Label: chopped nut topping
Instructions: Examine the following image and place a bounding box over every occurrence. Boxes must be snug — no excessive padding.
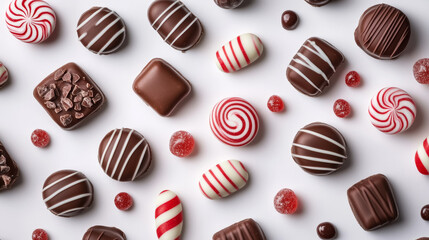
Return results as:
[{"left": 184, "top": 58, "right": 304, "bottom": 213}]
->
[
  {"left": 54, "top": 107, "right": 62, "bottom": 113},
  {"left": 81, "top": 91, "right": 89, "bottom": 97},
  {"left": 74, "top": 102, "right": 81, "bottom": 111},
  {"left": 60, "top": 114, "right": 73, "bottom": 126},
  {"left": 49, "top": 83, "right": 56, "bottom": 90},
  {"left": 82, "top": 97, "right": 93, "bottom": 108},
  {"left": 86, "top": 83, "right": 93, "bottom": 89},
  {"left": 45, "top": 101, "right": 56, "bottom": 109},
  {"left": 75, "top": 112, "right": 85, "bottom": 119},
  {"left": 37, "top": 86, "right": 49, "bottom": 97},
  {"left": 88, "top": 90, "right": 94, "bottom": 97},
  {"left": 73, "top": 95, "right": 82, "bottom": 103},
  {"left": 54, "top": 69, "right": 65, "bottom": 80},
  {"left": 0, "top": 155, "right": 5, "bottom": 165},
  {"left": 63, "top": 72, "right": 72, "bottom": 82},
  {"left": 93, "top": 93, "right": 102, "bottom": 104},
  {"left": 2, "top": 175, "right": 11, "bottom": 187},
  {"left": 0, "top": 166, "right": 10, "bottom": 174},
  {"left": 61, "top": 84, "right": 72, "bottom": 98},
  {"left": 71, "top": 85, "right": 81, "bottom": 95},
  {"left": 72, "top": 74, "right": 80, "bottom": 84},
  {"left": 61, "top": 98, "right": 73, "bottom": 111},
  {"left": 44, "top": 89, "right": 56, "bottom": 101}
]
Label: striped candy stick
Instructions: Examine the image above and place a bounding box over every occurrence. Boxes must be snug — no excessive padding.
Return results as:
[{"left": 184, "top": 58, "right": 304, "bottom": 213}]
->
[
  {"left": 415, "top": 137, "right": 429, "bottom": 175},
  {"left": 216, "top": 33, "right": 263, "bottom": 73},
  {"left": 199, "top": 160, "right": 249, "bottom": 199},
  {"left": 155, "top": 190, "right": 183, "bottom": 240}
]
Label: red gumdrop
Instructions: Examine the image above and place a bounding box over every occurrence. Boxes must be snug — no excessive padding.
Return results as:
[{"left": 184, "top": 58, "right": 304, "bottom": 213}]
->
[
  {"left": 114, "top": 192, "right": 133, "bottom": 211},
  {"left": 32, "top": 229, "right": 48, "bottom": 240},
  {"left": 169, "top": 131, "right": 195, "bottom": 157},
  {"left": 413, "top": 58, "right": 429, "bottom": 84},
  {"left": 345, "top": 71, "right": 361, "bottom": 87},
  {"left": 333, "top": 99, "right": 351, "bottom": 118},
  {"left": 274, "top": 188, "right": 298, "bottom": 214},
  {"left": 267, "top": 95, "right": 285, "bottom": 112},
  {"left": 31, "top": 129, "right": 50, "bottom": 148}
]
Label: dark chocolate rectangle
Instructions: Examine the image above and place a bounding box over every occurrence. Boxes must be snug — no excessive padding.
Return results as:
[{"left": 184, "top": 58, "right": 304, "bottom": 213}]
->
[{"left": 212, "top": 218, "right": 266, "bottom": 240}]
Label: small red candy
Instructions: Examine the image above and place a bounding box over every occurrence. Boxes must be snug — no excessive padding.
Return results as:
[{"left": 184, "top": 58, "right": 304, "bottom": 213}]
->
[
  {"left": 31, "top": 129, "right": 50, "bottom": 148},
  {"left": 413, "top": 58, "right": 429, "bottom": 84},
  {"left": 274, "top": 188, "right": 298, "bottom": 214},
  {"left": 267, "top": 95, "right": 285, "bottom": 112},
  {"left": 345, "top": 71, "right": 361, "bottom": 87},
  {"left": 169, "top": 131, "right": 195, "bottom": 157},
  {"left": 115, "top": 192, "right": 133, "bottom": 211},
  {"left": 32, "top": 229, "right": 48, "bottom": 240},
  {"left": 333, "top": 99, "right": 351, "bottom": 118}
]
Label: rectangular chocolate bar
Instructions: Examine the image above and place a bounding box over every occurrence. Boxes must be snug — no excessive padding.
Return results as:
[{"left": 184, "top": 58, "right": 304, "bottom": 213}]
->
[
  {"left": 347, "top": 174, "right": 399, "bottom": 231},
  {"left": 212, "top": 218, "right": 266, "bottom": 240},
  {"left": 33, "top": 63, "right": 105, "bottom": 130}
]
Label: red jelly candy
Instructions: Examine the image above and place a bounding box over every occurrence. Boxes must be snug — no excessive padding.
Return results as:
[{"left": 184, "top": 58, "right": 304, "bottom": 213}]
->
[
  {"left": 169, "top": 131, "right": 195, "bottom": 157},
  {"left": 267, "top": 95, "right": 285, "bottom": 112},
  {"left": 32, "top": 229, "right": 48, "bottom": 240},
  {"left": 413, "top": 58, "right": 429, "bottom": 84},
  {"left": 115, "top": 192, "right": 133, "bottom": 211},
  {"left": 31, "top": 129, "right": 50, "bottom": 148},
  {"left": 274, "top": 188, "right": 298, "bottom": 214},
  {"left": 345, "top": 71, "right": 361, "bottom": 87},
  {"left": 333, "top": 99, "right": 351, "bottom": 118}
]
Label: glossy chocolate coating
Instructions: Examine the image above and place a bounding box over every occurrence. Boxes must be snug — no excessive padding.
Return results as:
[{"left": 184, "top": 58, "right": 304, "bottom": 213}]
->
[
  {"left": 292, "top": 122, "right": 347, "bottom": 175},
  {"left": 355, "top": 4, "right": 410, "bottom": 60},
  {"left": 0, "top": 141, "right": 19, "bottom": 191},
  {"left": 317, "top": 222, "right": 336, "bottom": 239},
  {"left": 77, "top": 7, "right": 126, "bottom": 55},
  {"left": 421, "top": 205, "right": 429, "bottom": 221},
  {"left": 417, "top": 238, "right": 429, "bottom": 240},
  {"left": 305, "top": 0, "right": 331, "bottom": 7},
  {"left": 214, "top": 0, "right": 244, "bottom": 9},
  {"left": 98, "top": 128, "right": 152, "bottom": 182},
  {"left": 347, "top": 174, "right": 399, "bottom": 231},
  {"left": 281, "top": 10, "right": 298, "bottom": 30},
  {"left": 42, "top": 170, "right": 93, "bottom": 217},
  {"left": 148, "top": 0, "right": 203, "bottom": 51},
  {"left": 286, "top": 37, "right": 344, "bottom": 97},
  {"left": 133, "top": 58, "right": 191, "bottom": 116},
  {"left": 33, "top": 62, "right": 105, "bottom": 130},
  {"left": 83, "top": 225, "right": 126, "bottom": 240},
  {"left": 213, "top": 218, "right": 266, "bottom": 240}
]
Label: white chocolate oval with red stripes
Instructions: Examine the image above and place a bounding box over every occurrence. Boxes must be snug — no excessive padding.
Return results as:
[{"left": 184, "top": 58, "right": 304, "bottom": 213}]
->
[
  {"left": 415, "top": 137, "right": 429, "bottom": 175},
  {"left": 155, "top": 190, "right": 183, "bottom": 240},
  {"left": 199, "top": 160, "right": 249, "bottom": 200},
  {"left": 215, "top": 33, "right": 263, "bottom": 73}
]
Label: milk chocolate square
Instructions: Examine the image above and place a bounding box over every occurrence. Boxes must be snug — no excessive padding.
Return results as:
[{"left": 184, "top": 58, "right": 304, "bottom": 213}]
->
[
  {"left": 132, "top": 58, "right": 191, "bottom": 116},
  {"left": 33, "top": 63, "right": 105, "bottom": 130},
  {"left": 347, "top": 174, "right": 399, "bottom": 231},
  {"left": 212, "top": 218, "right": 266, "bottom": 240},
  {"left": 0, "top": 141, "right": 19, "bottom": 191}
]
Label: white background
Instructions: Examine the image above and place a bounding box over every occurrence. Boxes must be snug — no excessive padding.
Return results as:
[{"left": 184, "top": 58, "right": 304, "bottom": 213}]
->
[{"left": 0, "top": 0, "right": 429, "bottom": 239}]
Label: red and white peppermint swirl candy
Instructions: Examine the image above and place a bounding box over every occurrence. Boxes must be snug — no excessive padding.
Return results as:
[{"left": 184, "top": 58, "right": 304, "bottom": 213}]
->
[
  {"left": 209, "top": 97, "right": 259, "bottom": 147},
  {"left": 368, "top": 87, "right": 416, "bottom": 134},
  {"left": 155, "top": 190, "right": 183, "bottom": 240},
  {"left": 5, "top": 0, "right": 56, "bottom": 43},
  {"left": 0, "top": 63, "right": 9, "bottom": 88},
  {"left": 415, "top": 137, "right": 429, "bottom": 175}
]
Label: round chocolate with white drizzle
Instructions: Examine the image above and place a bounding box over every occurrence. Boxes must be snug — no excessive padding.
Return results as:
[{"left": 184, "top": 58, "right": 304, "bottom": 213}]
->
[
  {"left": 98, "top": 128, "right": 152, "bottom": 182},
  {"left": 291, "top": 122, "right": 347, "bottom": 175},
  {"left": 42, "top": 170, "right": 93, "bottom": 217},
  {"left": 77, "top": 7, "right": 126, "bottom": 55}
]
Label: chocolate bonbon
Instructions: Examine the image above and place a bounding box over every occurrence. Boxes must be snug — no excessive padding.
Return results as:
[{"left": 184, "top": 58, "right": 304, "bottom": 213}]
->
[
  {"left": 77, "top": 7, "right": 126, "bottom": 55},
  {"left": 5, "top": 0, "right": 56, "bottom": 43},
  {"left": 415, "top": 137, "right": 429, "bottom": 175},
  {"left": 286, "top": 37, "right": 344, "bottom": 96},
  {"left": 199, "top": 160, "right": 248, "bottom": 199},
  {"left": 281, "top": 10, "right": 298, "bottom": 30},
  {"left": 368, "top": 87, "right": 416, "bottom": 134},
  {"left": 317, "top": 222, "right": 336, "bottom": 239},
  {"left": 210, "top": 97, "right": 259, "bottom": 147},
  {"left": 33, "top": 62, "right": 105, "bottom": 130},
  {"left": 305, "top": 0, "right": 331, "bottom": 7},
  {"left": 0, "top": 141, "right": 19, "bottom": 191},
  {"left": 347, "top": 174, "right": 399, "bottom": 231},
  {"left": 421, "top": 205, "right": 429, "bottom": 221},
  {"left": 133, "top": 58, "right": 192, "bottom": 116},
  {"left": 291, "top": 122, "right": 347, "bottom": 175},
  {"left": 213, "top": 218, "right": 266, "bottom": 240},
  {"left": 98, "top": 128, "right": 151, "bottom": 182},
  {"left": 354, "top": 4, "right": 410, "bottom": 60},
  {"left": 0, "top": 62, "right": 9, "bottom": 88},
  {"left": 214, "top": 0, "right": 244, "bottom": 9},
  {"left": 215, "top": 33, "right": 263, "bottom": 73},
  {"left": 42, "top": 169, "right": 93, "bottom": 217},
  {"left": 148, "top": 0, "right": 203, "bottom": 51},
  {"left": 83, "top": 225, "right": 126, "bottom": 240},
  {"left": 155, "top": 190, "right": 183, "bottom": 240}
]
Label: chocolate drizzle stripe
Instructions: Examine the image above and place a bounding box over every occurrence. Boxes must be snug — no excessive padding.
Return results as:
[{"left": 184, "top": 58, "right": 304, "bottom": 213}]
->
[
  {"left": 42, "top": 171, "right": 78, "bottom": 191},
  {"left": 294, "top": 53, "right": 329, "bottom": 81},
  {"left": 86, "top": 16, "right": 121, "bottom": 49},
  {"left": 57, "top": 207, "right": 86, "bottom": 216},
  {"left": 151, "top": 0, "right": 180, "bottom": 27},
  {"left": 291, "top": 154, "right": 343, "bottom": 165},
  {"left": 99, "top": 27, "right": 125, "bottom": 53},
  {"left": 155, "top": 4, "right": 184, "bottom": 31},
  {"left": 117, "top": 138, "right": 144, "bottom": 180},
  {"left": 104, "top": 128, "right": 123, "bottom": 173},
  {"left": 304, "top": 40, "right": 335, "bottom": 71},
  {"left": 131, "top": 143, "right": 149, "bottom": 181},
  {"left": 110, "top": 129, "right": 135, "bottom": 178},
  {"left": 99, "top": 129, "right": 117, "bottom": 164},
  {"left": 77, "top": 7, "right": 105, "bottom": 30},
  {"left": 43, "top": 178, "right": 88, "bottom": 202},
  {"left": 299, "top": 129, "right": 346, "bottom": 149},
  {"left": 292, "top": 143, "right": 346, "bottom": 158},
  {"left": 288, "top": 65, "right": 322, "bottom": 92},
  {"left": 96, "top": 11, "right": 114, "bottom": 25},
  {"left": 169, "top": 16, "right": 198, "bottom": 46},
  {"left": 48, "top": 193, "right": 92, "bottom": 210},
  {"left": 164, "top": 11, "right": 191, "bottom": 41}
]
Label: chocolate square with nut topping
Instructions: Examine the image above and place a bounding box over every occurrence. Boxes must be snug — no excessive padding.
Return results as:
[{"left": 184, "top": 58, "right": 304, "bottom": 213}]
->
[
  {"left": 0, "top": 141, "right": 19, "bottom": 191},
  {"left": 33, "top": 62, "right": 105, "bottom": 130},
  {"left": 132, "top": 58, "right": 192, "bottom": 116}
]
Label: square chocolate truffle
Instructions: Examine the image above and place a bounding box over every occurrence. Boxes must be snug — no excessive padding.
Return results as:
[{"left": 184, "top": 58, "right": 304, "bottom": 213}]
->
[
  {"left": 213, "top": 218, "right": 266, "bottom": 240},
  {"left": 132, "top": 58, "right": 191, "bottom": 116},
  {"left": 0, "top": 141, "right": 19, "bottom": 191},
  {"left": 347, "top": 174, "right": 399, "bottom": 231},
  {"left": 33, "top": 63, "right": 105, "bottom": 130}
]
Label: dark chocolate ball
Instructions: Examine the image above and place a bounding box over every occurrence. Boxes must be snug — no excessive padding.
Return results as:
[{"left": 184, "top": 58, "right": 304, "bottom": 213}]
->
[
  {"left": 281, "top": 10, "right": 298, "bottom": 30},
  {"left": 214, "top": 0, "right": 244, "bottom": 9},
  {"left": 317, "top": 222, "right": 336, "bottom": 239},
  {"left": 421, "top": 205, "right": 429, "bottom": 221},
  {"left": 305, "top": 0, "right": 331, "bottom": 7}
]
